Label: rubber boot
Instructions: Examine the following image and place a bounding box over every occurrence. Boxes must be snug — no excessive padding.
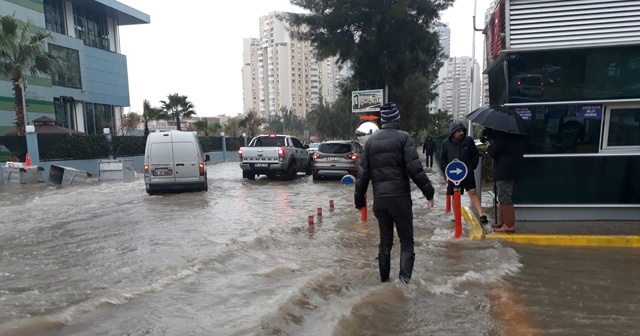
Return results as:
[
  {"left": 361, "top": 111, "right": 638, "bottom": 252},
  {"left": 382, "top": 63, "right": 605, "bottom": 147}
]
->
[
  {"left": 495, "top": 205, "right": 516, "bottom": 233},
  {"left": 492, "top": 205, "right": 506, "bottom": 228},
  {"left": 398, "top": 251, "right": 415, "bottom": 284},
  {"left": 377, "top": 252, "right": 391, "bottom": 282}
]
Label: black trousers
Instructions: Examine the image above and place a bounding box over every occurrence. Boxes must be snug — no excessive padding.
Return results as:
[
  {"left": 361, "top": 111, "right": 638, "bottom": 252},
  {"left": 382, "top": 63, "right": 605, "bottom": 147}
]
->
[
  {"left": 373, "top": 195, "right": 414, "bottom": 254},
  {"left": 425, "top": 153, "right": 433, "bottom": 167}
]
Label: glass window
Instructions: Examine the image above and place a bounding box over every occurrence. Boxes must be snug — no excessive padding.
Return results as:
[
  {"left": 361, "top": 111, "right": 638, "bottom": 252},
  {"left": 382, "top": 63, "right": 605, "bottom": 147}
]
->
[
  {"left": 318, "top": 143, "right": 352, "bottom": 154},
  {"left": 49, "top": 44, "right": 82, "bottom": 89},
  {"left": 604, "top": 107, "right": 640, "bottom": 149},
  {"left": 510, "top": 104, "right": 602, "bottom": 155},
  {"left": 85, "top": 103, "right": 95, "bottom": 134},
  {"left": 72, "top": 5, "right": 110, "bottom": 51},
  {"left": 505, "top": 45, "right": 640, "bottom": 103},
  {"left": 94, "top": 104, "right": 114, "bottom": 135},
  {"left": 44, "top": 0, "right": 66, "bottom": 34}
]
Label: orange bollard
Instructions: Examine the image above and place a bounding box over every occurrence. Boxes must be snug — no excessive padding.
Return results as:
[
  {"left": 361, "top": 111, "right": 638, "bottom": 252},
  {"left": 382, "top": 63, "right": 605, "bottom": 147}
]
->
[
  {"left": 453, "top": 189, "right": 462, "bottom": 238},
  {"left": 25, "top": 153, "right": 32, "bottom": 167},
  {"left": 329, "top": 199, "right": 334, "bottom": 209},
  {"left": 308, "top": 215, "right": 314, "bottom": 226},
  {"left": 445, "top": 180, "right": 452, "bottom": 213},
  {"left": 361, "top": 195, "right": 368, "bottom": 221}
]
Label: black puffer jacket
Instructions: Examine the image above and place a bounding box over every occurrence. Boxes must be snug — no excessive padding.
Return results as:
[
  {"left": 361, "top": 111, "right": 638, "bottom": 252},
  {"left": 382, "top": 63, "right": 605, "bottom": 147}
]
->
[
  {"left": 439, "top": 122, "right": 480, "bottom": 173},
  {"left": 354, "top": 122, "right": 434, "bottom": 208}
]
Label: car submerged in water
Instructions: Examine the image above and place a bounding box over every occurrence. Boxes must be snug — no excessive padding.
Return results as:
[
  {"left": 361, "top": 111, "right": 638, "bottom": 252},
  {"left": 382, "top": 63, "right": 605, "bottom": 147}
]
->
[{"left": 311, "top": 140, "right": 363, "bottom": 181}]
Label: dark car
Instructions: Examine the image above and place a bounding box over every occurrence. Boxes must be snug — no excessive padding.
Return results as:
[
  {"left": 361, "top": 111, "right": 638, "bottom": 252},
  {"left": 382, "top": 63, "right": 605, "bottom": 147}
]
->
[{"left": 312, "top": 140, "right": 363, "bottom": 181}]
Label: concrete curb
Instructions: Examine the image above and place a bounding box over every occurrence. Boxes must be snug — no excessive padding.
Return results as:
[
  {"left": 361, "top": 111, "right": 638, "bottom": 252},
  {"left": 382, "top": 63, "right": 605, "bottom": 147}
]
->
[{"left": 462, "top": 206, "right": 640, "bottom": 248}]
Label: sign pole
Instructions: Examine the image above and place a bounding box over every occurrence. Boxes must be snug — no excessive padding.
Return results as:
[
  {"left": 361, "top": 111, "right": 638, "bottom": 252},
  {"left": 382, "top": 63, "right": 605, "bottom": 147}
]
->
[
  {"left": 454, "top": 187, "right": 462, "bottom": 238},
  {"left": 445, "top": 159, "right": 468, "bottom": 239}
]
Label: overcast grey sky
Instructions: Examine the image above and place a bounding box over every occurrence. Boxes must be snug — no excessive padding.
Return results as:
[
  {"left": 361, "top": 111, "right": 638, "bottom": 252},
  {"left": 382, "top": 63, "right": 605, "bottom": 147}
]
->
[{"left": 118, "top": 0, "right": 493, "bottom": 117}]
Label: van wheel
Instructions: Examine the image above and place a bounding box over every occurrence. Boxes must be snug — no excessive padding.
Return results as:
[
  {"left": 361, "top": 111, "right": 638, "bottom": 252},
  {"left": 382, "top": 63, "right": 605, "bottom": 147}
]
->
[
  {"left": 243, "top": 170, "right": 256, "bottom": 180},
  {"left": 146, "top": 185, "right": 156, "bottom": 196},
  {"left": 203, "top": 180, "right": 208, "bottom": 191}
]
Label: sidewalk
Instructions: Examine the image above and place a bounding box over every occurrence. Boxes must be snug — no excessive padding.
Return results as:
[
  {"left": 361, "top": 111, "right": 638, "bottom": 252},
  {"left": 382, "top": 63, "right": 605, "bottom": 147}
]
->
[{"left": 462, "top": 207, "right": 640, "bottom": 248}]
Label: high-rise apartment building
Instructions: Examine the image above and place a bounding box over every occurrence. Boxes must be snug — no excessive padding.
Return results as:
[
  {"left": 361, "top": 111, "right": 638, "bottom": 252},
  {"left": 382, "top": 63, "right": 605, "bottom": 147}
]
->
[
  {"left": 435, "top": 23, "right": 451, "bottom": 58},
  {"left": 439, "top": 56, "right": 481, "bottom": 122},
  {"left": 242, "top": 12, "right": 344, "bottom": 120},
  {"left": 0, "top": 0, "right": 149, "bottom": 135}
]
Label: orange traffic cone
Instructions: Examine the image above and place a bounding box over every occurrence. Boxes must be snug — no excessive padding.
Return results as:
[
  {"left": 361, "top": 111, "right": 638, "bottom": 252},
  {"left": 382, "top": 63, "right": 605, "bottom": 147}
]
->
[{"left": 25, "top": 153, "right": 32, "bottom": 167}]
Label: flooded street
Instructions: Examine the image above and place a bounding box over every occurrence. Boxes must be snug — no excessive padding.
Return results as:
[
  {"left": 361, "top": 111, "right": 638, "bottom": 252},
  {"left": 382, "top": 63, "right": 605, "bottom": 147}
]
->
[{"left": 1, "top": 161, "right": 639, "bottom": 335}]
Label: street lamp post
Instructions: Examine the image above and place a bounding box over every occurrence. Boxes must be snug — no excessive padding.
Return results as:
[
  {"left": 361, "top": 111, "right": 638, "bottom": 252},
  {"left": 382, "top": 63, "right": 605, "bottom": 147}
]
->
[{"left": 469, "top": 0, "right": 484, "bottom": 138}]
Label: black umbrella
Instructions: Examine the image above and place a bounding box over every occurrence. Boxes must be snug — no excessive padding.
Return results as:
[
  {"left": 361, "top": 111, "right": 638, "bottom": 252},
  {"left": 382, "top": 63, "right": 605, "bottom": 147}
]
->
[{"left": 465, "top": 106, "right": 527, "bottom": 135}]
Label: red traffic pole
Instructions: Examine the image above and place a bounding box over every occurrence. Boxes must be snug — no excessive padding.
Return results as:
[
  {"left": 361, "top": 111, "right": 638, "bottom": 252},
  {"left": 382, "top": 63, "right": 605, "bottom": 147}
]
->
[
  {"left": 453, "top": 188, "right": 462, "bottom": 238},
  {"left": 317, "top": 207, "right": 322, "bottom": 219},
  {"left": 329, "top": 199, "right": 334, "bottom": 209},
  {"left": 308, "top": 215, "right": 314, "bottom": 226},
  {"left": 445, "top": 180, "right": 452, "bottom": 213}
]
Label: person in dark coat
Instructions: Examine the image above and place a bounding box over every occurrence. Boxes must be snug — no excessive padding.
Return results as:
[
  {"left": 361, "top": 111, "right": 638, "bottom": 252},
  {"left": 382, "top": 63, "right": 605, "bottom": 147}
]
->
[
  {"left": 354, "top": 102, "right": 435, "bottom": 284},
  {"left": 485, "top": 128, "right": 526, "bottom": 233},
  {"left": 440, "top": 122, "right": 489, "bottom": 225},
  {"left": 422, "top": 135, "right": 436, "bottom": 168}
]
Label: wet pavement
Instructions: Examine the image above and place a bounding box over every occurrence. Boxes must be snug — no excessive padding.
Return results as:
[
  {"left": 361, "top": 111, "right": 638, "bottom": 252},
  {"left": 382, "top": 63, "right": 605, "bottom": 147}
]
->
[{"left": 0, "top": 160, "right": 639, "bottom": 335}]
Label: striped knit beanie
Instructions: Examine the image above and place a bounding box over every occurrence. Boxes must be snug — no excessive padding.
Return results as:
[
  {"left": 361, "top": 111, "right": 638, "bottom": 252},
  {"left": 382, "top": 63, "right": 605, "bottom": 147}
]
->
[{"left": 380, "top": 102, "right": 400, "bottom": 123}]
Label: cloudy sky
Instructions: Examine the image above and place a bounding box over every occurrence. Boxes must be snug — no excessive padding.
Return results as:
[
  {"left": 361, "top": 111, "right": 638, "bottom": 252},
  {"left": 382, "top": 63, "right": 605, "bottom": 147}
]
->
[{"left": 118, "top": 0, "right": 494, "bottom": 117}]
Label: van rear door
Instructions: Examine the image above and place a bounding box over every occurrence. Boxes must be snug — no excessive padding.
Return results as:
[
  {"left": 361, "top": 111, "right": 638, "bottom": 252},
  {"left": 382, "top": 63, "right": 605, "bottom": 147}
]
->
[
  {"left": 172, "top": 142, "right": 200, "bottom": 183},
  {"left": 150, "top": 142, "right": 176, "bottom": 182}
]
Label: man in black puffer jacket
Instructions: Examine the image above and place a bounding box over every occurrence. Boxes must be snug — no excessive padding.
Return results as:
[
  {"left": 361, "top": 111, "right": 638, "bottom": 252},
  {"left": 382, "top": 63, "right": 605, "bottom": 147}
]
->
[{"left": 354, "top": 102, "right": 435, "bottom": 284}]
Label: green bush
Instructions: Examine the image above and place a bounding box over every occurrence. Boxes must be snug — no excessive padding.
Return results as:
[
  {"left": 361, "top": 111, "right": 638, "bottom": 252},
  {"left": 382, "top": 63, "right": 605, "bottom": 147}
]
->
[
  {"left": 199, "top": 137, "right": 222, "bottom": 152},
  {"left": 39, "top": 135, "right": 109, "bottom": 161},
  {"left": 0, "top": 136, "right": 27, "bottom": 161},
  {"left": 111, "top": 136, "right": 146, "bottom": 157}
]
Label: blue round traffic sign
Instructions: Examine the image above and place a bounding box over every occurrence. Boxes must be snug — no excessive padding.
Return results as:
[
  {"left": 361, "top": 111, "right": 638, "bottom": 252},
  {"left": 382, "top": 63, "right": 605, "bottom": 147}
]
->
[{"left": 445, "top": 159, "right": 468, "bottom": 185}]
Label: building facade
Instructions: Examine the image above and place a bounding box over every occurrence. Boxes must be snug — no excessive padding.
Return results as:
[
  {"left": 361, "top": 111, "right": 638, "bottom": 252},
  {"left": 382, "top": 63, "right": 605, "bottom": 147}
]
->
[
  {"left": 435, "top": 56, "right": 481, "bottom": 121},
  {"left": 0, "top": 0, "right": 149, "bottom": 135},
  {"left": 484, "top": 0, "right": 640, "bottom": 220},
  {"left": 242, "top": 12, "right": 345, "bottom": 120}
]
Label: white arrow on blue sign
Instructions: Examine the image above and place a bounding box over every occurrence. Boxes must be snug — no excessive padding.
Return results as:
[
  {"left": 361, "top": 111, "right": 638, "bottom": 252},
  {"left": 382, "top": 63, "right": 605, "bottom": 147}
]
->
[{"left": 445, "top": 159, "right": 468, "bottom": 185}]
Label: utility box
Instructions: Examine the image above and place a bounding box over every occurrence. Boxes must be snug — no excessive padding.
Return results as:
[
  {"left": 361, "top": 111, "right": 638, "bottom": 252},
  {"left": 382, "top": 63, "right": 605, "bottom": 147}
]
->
[
  {"left": 1, "top": 166, "right": 44, "bottom": 184},
  {"left": 98, "top": 159, "right": 135, "bottom": 181},
  {"left": 48, "top": 164, "right": 92, "bottom": 185}
]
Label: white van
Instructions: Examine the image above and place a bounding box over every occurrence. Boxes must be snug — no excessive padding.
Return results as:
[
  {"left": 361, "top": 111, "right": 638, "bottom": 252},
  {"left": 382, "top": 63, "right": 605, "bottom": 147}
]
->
[{"left": 144, "top": 130, "right": 210, "bottom": 195}]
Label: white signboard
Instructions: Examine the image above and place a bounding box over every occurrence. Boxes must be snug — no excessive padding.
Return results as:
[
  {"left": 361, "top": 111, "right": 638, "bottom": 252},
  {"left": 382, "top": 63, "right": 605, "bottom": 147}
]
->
[{"left": 352, "top": 89, "right": 384, "bottom": 113}]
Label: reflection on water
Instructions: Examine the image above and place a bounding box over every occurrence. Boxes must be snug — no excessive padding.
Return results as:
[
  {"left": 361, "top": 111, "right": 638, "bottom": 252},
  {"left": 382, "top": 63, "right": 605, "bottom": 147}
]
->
[{"left": 0, "top": 162, "right": 638, "bottom": 335}]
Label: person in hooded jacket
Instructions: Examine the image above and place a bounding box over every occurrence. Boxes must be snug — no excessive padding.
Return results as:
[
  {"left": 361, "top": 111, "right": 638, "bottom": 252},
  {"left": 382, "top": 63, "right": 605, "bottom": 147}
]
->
[
  {"left": 354, "top": 102, "right": 435, "bottom": 284},
  {"left": 422, "top": 135, "right": 436, "bottom": 168},
  {"left": 440, "top": 122, "right": 489, "bottom": 225}
]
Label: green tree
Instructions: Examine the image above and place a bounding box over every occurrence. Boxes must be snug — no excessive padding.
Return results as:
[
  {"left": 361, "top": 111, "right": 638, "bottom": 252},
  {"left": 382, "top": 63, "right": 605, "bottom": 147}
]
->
[
  {"left": 141, "top": 99, "right": 167, "bottom": 137},
  {"left": 307, "top": 87, "right": 359, "bottom": 140},
  {"left": 241, "top": 109, "right": 265, "bottom": 137},
  {"left": 223, "top": 116, "right": 243, "bottom": 137},
  {"left": 160, "top": 93, "right": 196, "bottom": 130},
  {"left": 0, "top": 14, "right": 60, "bottom": 135},
  {"left": 285, "top": 0, "right": 453, "bottom": 134},
  {"left": 193, "top": 119, "right": 221, "bottom": 136}
]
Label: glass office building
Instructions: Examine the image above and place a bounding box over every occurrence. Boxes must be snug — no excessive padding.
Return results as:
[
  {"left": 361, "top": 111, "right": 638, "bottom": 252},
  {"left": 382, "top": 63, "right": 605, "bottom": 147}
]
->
[{"left": 0, "top": 0, "right": 149, "bottom": 135}]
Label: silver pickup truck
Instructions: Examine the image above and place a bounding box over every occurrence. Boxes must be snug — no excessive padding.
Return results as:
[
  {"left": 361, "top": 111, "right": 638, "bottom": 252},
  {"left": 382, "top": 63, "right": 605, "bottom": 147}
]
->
[{"left": 239, "top": 134, "right": 312, "bottom": 180}]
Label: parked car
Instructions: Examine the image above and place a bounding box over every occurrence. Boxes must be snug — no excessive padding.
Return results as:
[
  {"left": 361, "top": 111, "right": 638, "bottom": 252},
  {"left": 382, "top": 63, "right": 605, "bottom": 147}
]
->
[{"left": 312, "top": 140, "right": 363, "bottom": 181}]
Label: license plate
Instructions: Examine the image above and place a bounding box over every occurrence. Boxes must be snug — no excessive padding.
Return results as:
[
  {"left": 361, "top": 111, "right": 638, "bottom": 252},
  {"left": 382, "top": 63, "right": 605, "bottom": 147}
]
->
[
  {"left": 329, "top": 157, "right": 340, "bottom": 161},
  {"left": 254, "top": 163, "right": 268, "bottom": 168},
  {"left": 153, "top": 168, "right": 173, "bottom": 176}
]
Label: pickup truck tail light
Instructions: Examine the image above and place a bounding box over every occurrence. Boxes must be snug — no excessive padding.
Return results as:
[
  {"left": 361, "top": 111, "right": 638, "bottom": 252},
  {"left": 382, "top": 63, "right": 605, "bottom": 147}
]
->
[
  {"left": 238, "top": 148, "right": 243, "bottom": 161},
  {"left": 350, "top": 153, "right": 358, "bottom": 161},
  {"left": 199, "top": 163, "right": 205, "bottom": 176},
  {"left": 278, "top": 147, "right": 285, "bottom": 162}
]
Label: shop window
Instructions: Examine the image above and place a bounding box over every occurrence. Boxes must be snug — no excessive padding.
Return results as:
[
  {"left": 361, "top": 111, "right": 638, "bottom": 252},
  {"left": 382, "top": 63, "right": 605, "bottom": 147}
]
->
[
  {"left": 73, "top": 5, "right": 110, "bottom": 51},
  {"left": 505, "top": 45, "right": 640, "bottom": 103},
  {"left": 604, "top": 107, "right": 640, "bottom": 149},
  {"left": 44, "top": 0, "right": 66, "bottom": 34}
]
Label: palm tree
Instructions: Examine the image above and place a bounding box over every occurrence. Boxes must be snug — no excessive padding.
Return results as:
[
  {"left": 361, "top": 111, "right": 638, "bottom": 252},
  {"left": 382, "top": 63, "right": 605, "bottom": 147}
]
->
[
  {"left": 0, "top": 14, "right": 60, "bottom": 135},
  {"left": 141, "top": 99, "right": 166, "bottom": 137},
  {"left": 223, "top": 117, "right": 243, "bottom": 137},
  {"left": 241, "top": 109, "right": 265, "bottom": 138},
  {"left": 119, "top": 111, "right": 141, "bottom": 135},
  {"left": 193, "top": 119, "right": 221, "bottom": 136},
  {"left": 160, "top": 93, "right": 196, "bottom": 130}
]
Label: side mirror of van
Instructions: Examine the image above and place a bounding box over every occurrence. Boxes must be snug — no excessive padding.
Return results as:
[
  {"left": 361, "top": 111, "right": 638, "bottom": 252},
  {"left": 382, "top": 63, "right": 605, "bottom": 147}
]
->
[
  {"left": 304, "top": 145, "right": 309, "bottom": 149},
  {"left": 205, "top": 154, "right": 210, "bottom": 162}
]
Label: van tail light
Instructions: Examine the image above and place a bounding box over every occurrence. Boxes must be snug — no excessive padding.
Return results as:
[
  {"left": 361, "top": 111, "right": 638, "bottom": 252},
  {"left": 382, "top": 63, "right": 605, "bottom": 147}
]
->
[
  {"left": 144, "top": 164, "right": 149, "bottom": 172},
  {"left": 350, "top": 153, "right": 358, "bottom": 161},
  {"left": 313, "top": 153, "right": 320, "bottom": 160},
  {"left": 278, "top": 147, "right": 285, "bottom": 162},
  {"left": 238, "top": 148, "right": 243, "bottom": 161},
  {"left": 199, "top": 163, "right": 205, "bottom": 176}
]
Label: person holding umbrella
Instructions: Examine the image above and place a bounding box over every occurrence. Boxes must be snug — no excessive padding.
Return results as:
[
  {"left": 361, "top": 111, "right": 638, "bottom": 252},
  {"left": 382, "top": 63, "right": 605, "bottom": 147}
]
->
[
  {"left": 466, "top": 106, "right": 528, "bottom": 233},
  {"left": 483, "top": 128, "right": 526, "bottom": 233}
]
